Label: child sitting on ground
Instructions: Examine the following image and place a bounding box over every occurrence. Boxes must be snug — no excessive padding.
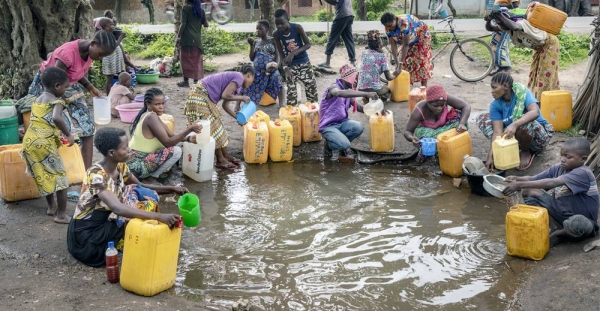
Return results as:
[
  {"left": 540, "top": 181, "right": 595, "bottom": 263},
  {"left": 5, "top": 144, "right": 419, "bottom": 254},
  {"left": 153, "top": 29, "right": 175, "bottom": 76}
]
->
[
  {"left": 357, "top": 30, "right": 400, "bottom": 102},
  {"left": 108, "top": 72, "right": 135, "bottom": 117},
  {"left": 21, "top": 67, "right": 75, "bottom": 224},
  {"left": 502, "top": 137, "right": 599, "bottom": 247}
]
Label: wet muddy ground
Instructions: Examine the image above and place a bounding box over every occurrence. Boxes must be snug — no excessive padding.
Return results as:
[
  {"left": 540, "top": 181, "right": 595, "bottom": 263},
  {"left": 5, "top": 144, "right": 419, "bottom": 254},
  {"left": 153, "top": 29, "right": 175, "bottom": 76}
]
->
[{"left": 1, "top": 45, "right": 598, "bottom": 310}]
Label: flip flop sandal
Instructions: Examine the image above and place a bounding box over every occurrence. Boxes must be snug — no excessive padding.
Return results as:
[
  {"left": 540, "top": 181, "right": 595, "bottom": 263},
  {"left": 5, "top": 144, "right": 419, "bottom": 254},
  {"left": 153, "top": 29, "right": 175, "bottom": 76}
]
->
[
  {"left": 229, "top": 157, "right": 242, "bottom": 165},
  {"left": 67, "top": 191, "right": 80, "bottom": 202},
  {"left": 516, "top": 153, "right": 536, "bottom": 171},
  {"left": 317, "top": 62, "right": 332, "bottom": 68},
  {"left": 215, "top": 163, "right": 238, "bottom": 170}
]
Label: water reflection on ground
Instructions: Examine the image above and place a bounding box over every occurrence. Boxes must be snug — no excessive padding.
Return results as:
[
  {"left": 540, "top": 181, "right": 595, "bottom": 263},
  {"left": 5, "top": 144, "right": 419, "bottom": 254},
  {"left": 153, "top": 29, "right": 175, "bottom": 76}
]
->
[{"left": 170, "top": 161, "right": 513, "bottom": 310}]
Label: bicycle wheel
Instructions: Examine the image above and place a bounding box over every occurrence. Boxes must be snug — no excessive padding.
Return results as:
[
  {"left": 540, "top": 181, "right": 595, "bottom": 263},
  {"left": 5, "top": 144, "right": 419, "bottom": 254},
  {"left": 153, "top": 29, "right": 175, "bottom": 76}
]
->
[{"left": 449, "top": 38, "right": 494, "bottom": 83}]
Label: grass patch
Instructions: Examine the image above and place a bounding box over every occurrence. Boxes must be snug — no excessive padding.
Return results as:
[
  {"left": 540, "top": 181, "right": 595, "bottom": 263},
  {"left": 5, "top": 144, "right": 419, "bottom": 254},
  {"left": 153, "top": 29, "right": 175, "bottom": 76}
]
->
[
  {"left": 560, "top": 123, "right": 585, "bottom": 137},
  {"left": 503, "top": 31, "right": 590, "bottom": 69}
]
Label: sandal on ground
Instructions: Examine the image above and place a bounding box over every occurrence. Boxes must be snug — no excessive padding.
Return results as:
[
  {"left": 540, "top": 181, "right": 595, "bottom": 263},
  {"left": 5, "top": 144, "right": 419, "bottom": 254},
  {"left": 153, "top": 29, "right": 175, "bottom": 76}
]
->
[
  {"left": 516, "top": 153, "right": 536, "bottom": 171},
  {"left": 67, "top": 191, "right": 80, "bottom": 202},
  {"left": 228, "top": 157, "right": 242, "bottom": 165},
  {"left": 215, "top": 163, "right": 238, "bottom": 170},
  {"left": 176, "top": 81, "right": 189, "bottom": 87},
  {"left": 317, "top": 62, "right": 331, "bottom": 68}
]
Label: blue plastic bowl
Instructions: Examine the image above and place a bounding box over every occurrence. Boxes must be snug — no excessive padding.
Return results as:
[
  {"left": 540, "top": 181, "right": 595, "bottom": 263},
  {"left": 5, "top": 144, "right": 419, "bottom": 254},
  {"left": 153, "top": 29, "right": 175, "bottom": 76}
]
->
[{"left": 420, "top": 138, "right": 438, "bottom": 157}]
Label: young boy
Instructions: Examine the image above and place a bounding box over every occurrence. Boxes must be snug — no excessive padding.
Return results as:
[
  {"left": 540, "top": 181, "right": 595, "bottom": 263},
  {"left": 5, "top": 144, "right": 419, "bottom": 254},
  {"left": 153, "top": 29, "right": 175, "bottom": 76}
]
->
[
  {"left": 108, "top": 72, "right": 135, "bottom": 117},
  {"left": 272, "top": 9, "right": 318, "bottom": 106},
  {"left": 502, "top": 137, "right": 599, "bottom": 246},
  {"left": 320, "top": 64, "right": 378, "bottom": 162}
]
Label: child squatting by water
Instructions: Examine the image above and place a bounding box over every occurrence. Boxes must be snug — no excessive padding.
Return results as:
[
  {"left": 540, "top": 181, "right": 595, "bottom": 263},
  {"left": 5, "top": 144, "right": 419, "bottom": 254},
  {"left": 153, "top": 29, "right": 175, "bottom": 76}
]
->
[{"left": 502, "top": 137, "right": 599, "bottom": 247}]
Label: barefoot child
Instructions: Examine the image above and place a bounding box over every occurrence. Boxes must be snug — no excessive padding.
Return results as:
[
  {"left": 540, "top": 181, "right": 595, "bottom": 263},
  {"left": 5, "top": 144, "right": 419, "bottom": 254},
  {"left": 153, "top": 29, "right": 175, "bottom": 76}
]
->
[
  {"left": 108, "top": 72, "right": 135, "bottom": 117},
  {"left": 21, "top": 67, "right": 75, "bottom": 224},
  {"left": 502, "top": 137, "right": 599, "bottom": 246},
  {"left": 67, "top": 127, "right": 186, "bottom": 267}
]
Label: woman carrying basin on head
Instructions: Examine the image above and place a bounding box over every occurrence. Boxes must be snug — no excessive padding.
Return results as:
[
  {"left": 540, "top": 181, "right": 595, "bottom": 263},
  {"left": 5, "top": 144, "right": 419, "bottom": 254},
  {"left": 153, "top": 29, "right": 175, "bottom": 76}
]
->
[{"left": 404, "top": 84, "right": 471, "bottom": 164}]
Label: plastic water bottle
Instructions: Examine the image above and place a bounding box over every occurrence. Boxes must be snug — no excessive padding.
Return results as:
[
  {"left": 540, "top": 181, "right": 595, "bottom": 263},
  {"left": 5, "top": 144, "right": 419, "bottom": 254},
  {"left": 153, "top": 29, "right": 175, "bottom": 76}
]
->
[{"left": 106, "top": 241, "right": 120, "bottom": 283}]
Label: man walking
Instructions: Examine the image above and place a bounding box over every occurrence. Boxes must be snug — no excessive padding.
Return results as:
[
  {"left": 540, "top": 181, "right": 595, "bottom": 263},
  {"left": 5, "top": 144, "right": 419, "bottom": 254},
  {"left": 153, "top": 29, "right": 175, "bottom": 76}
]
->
[{"left": 318, "top": 0, "right": 356, "bottom": 68}]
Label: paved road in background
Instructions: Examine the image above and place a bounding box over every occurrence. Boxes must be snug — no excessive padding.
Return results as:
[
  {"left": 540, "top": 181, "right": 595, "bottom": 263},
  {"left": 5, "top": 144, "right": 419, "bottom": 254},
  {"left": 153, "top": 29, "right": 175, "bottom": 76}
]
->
[{"left": 131, "top": 17, "right": 596, "bottom": 35}]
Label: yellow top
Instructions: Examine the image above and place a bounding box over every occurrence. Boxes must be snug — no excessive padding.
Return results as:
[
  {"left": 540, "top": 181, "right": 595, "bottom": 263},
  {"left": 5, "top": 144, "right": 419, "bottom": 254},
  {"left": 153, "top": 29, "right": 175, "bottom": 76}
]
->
[{"left": 129, "top": 113, "right": 165, "bottom": 153}]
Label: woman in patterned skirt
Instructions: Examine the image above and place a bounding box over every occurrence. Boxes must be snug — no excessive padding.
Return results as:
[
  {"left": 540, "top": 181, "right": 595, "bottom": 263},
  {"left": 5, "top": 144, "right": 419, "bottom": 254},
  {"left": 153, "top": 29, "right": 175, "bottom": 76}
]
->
[
  {"left": 245, "top": 20, "right": 283, "bottom": 106},
  {"left": 380, "top": 12, "right": 433, "bottom": 87},
  {"left": 184, "top": 65, "right": 255, "bottom": 170},
  {"left": 486, "top": 2, "right": 560, "bottom": 99}
]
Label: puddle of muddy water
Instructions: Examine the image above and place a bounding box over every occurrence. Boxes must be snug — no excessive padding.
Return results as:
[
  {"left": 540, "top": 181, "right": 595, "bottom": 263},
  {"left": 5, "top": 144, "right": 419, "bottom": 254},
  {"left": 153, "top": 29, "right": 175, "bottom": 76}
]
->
[{"left": 160, "top": 161, "right": 519, "bottom": 310}]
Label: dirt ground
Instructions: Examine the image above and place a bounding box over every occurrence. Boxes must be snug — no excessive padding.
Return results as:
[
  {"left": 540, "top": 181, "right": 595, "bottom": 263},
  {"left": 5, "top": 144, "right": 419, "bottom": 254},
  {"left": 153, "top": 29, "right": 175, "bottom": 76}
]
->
[{"left": 1, "top": 44, "right": 598, "bottom": 310}]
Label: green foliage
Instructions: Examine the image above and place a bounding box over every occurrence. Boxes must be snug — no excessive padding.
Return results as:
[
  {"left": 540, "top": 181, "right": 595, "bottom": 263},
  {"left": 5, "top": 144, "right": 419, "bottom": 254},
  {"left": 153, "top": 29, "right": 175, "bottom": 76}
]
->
[
  {"left": 203, "top": 26, "right": 241, "bottom": 56},
  {"left": 120, "top": 25, "right": 241, "bottom": 60},
  {"left": 352, "top": 0, "right": 394, "bottom": 21},
  {"left": 140, "top": 33, "right": 176, "bottom": 59},
  {"left": 314, "top": 9, "right": 333, "bottom": 22},
  {"left": 120, "top": 26, "right": 146, "bottom": 55},
  {"left": 308, "top": 32, "right": 328, "bottom": 45},
  {"left": 509, "top": 31, "right": 590, "bottom": 69},
  {"left": 89, "top": 60, "right": 106, "bottom": 90},
  {"left": 561, "top": 123, "right": 584, "bottom": 137},
  {"left": 204, "top": 63, "right": 218, "bottom": 73}
]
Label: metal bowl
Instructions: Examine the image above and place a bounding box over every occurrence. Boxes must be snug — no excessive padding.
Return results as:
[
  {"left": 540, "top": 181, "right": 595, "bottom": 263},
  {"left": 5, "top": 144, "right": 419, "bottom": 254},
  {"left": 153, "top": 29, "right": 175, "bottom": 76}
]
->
[{"left": 483, "top": 175, "right": 506, "bottom": 199}]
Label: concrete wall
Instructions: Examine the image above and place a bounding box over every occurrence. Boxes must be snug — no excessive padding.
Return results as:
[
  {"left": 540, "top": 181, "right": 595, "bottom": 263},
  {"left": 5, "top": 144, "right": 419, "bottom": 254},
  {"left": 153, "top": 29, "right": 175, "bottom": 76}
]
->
[
  {"left": 411, "top": 0, "right": 537, "bottom": 17},
  {"left": 232, "top": 0, "right": 321, "bottom": 22},
  {"left": 92, "top": 0, "right": 171, "bottom": 24}
]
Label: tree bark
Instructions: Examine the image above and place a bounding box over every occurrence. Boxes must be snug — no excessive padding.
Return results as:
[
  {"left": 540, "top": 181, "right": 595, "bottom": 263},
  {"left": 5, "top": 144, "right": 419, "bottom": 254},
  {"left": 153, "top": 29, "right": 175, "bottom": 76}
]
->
[
  {"left": 260, "top": 0, "right": 275, "bottom": 35},
  {"left": 115, "top": 0, "right": 123, "bottom": 22},
  {"left": 0, "top": 0, "right": 93, "bottom": 99},
  {"left": 446, "top": 0, "right": 457, "bottom": 17},
  {"left": 142, "top": 0, "right": 156, "bottom": 24},
  {"left": 357, "top": 0, "right": 366, "bottom": 20}
]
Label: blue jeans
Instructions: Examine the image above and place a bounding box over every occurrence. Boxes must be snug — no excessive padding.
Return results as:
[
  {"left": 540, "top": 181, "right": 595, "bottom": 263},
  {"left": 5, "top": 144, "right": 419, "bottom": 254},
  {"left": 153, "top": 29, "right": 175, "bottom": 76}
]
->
[{"left": 320, "top": 120, "right": 364, "bottom": 151}]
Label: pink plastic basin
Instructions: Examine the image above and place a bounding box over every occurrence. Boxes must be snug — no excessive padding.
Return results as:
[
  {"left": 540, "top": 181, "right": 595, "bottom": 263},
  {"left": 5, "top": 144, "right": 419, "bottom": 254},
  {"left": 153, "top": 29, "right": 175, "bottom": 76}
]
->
[{"left": 115, "top": 102, "right": 144, "bottom": 123}]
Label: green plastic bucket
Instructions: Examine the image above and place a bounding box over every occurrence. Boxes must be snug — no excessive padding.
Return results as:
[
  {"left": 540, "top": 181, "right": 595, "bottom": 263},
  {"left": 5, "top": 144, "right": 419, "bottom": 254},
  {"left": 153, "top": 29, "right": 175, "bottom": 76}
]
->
[
  {"left": 177, "top": 193, "right": 200, "bottom": 227},
  {"left": 0, "top": 115, "right": 20, "bottom": 146}
]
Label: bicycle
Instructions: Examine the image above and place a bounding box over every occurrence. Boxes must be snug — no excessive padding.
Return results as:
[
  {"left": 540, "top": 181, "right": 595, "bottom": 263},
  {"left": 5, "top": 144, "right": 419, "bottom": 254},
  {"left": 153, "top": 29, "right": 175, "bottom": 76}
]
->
[
  {"left": 380, "top": 15, "right": 493, "bottom": 83},
  {"left": 431, "top": 16, "right": 494, "bottom": 82}
]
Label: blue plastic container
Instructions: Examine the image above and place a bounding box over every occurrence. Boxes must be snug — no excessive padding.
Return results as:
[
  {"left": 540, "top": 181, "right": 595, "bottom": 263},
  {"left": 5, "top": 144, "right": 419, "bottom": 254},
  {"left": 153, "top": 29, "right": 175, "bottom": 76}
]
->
[
  {"left": 110, "top": 74, "right": 136, "bottom": 87},
  {"left": 439, "top": 9, "right": 449, "bottom": 19},
  {"left": 420, "top": 138, "right": 438, "bottom": 157},
  {"left": 236, "top": 101, "right": 257, "bottom": 125}
]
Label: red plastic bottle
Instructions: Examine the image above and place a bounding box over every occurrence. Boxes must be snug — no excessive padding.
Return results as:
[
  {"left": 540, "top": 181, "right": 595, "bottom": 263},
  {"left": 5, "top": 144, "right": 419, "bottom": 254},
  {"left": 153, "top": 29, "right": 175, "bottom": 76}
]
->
[{"left": 105, "top": 241, "right": 120, "bottom": 283}]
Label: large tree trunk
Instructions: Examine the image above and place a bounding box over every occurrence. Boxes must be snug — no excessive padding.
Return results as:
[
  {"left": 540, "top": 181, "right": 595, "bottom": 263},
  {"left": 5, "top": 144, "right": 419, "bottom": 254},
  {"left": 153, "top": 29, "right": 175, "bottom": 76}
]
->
[
  {"left": 0, "top": 0, "right": 93, "bottom": 99},
  {"left": 260, "top": 0, "right": 275, "bottom": 35},
  {"left": 115, "top": 0, "right": 123, "bottom": 22},
  {"left": 446, "top": 0, "right": 457, "bottom": 17},
  {"left": 357, "top": 0, "right": 366, "bottom": 20}
]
